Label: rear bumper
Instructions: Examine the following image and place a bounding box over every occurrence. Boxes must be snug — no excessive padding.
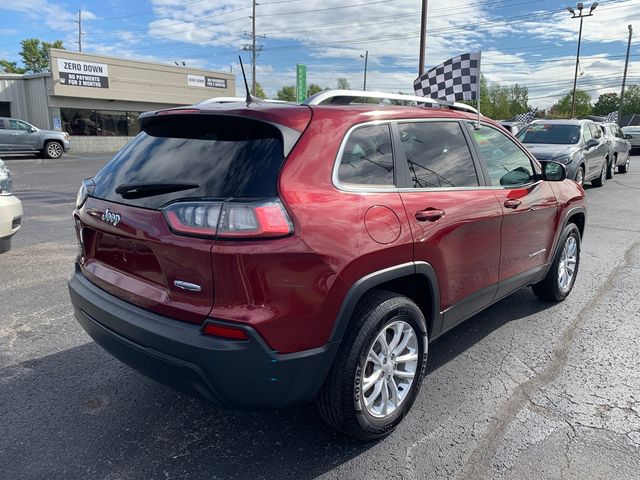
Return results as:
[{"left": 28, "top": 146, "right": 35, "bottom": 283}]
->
[{"left": 68, "top": 266, "right": 339, "bottom": 409}]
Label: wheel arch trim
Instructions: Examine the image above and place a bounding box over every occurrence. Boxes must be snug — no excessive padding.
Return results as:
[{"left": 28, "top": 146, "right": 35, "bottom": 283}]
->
[{"left": 328, "top": 261, "right": 441, "bottom": 344}]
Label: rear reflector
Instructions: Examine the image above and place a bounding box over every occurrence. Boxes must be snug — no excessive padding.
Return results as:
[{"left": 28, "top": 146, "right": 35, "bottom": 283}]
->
[
  {"left": 202, "top": 323, "right": 249, "bottom": 340},
  {"left": 162, "top": 198, "right": 293, "bottom": 239}
]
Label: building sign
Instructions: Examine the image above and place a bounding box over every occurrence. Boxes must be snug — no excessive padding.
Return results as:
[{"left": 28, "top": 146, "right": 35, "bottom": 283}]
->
[
  {"left": 296, "top": 64, "right": 307, "bottom": 103},
  {"left": 187, "top": 74, "right": 227, "bottom": 89},
  {"left": 57, "top": 59, "right": 109, "bottom": 88}
]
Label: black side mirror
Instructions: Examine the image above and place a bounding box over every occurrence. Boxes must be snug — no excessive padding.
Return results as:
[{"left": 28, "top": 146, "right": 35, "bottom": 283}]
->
[
  {"left": 624, "top": 134, "right": 633, "bottom": 140},
  {"left": 542, "top": 162, "right": 566, "bottom": 182},
  {"left": 585, "top": 138, "right": 599, "bottom": 149},
  {"left": 500, "top": 167, "right": 533, "bottom": 186}
]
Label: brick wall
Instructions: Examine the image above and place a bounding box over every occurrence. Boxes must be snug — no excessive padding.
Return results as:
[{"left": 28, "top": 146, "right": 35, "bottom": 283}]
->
[{"left": 68, "top": 136, "right": 134, "bottom": 154}]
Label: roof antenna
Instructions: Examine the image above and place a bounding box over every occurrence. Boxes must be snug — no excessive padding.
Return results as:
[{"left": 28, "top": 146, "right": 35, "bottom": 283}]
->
[{"left": 238, "top": 55, "right": 260, "bottom": 105}]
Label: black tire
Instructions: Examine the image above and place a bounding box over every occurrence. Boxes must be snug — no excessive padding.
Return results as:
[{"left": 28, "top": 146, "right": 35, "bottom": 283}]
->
[
  {"left": 43, "top": 140, "right": 63, "bottom": 159},
  {"left": 574, "top": 165, "right": 585, "bottom": 187},
  {"left": 0, "top": 237, "right": 11, "bottom": 254},
  {"left": 606, "top": 154, "right": 616, "bottom": 179},
  {"left": 315, "top": 290, "right": 428, "bottom": 441},
  {"left": 591, "top": 162, "right": 606, "bottom": 187},
  {"left": 618, "top": 155, "right": 630, "bottom": 174},
  {"left": 532, "top": 223, "right": 581, "bottom": 302}
]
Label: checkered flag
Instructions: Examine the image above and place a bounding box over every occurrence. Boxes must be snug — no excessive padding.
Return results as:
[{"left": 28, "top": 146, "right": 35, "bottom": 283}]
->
[
  {"left": 514, "top": 109, "right": 537, "bottom": 124},
  {"left": 605, "top": 111, "right": 618, "bottom": 123},
  {"left": 413, "top": 52, "right": 481, "bottom": 102}
]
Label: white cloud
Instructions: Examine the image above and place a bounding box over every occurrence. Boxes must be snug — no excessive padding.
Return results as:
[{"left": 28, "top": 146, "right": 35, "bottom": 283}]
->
[{"left": 0, "top": 1, "right": 97, "bottom": 34}]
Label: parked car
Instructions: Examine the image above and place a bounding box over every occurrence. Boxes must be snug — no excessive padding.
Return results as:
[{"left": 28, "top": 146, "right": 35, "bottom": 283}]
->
[
  {"left": 0, "top": 117, "right": 70, "bottom": 159},
  {"left": 68, "top": 90, "right": 587, "bottom": 440},
  {"left": 599, "top": 122, "right": 631, "bottom": 176},
  {"left": 621, "top": 125, "right": 640, "bottom": 154},
  {"left": 0, "top": 159, "right": 22, "bottom": 253},
  {"left": 500, "top": 121, "right": 527, "bottom": 136},
  {"left": 517, "top": 119, "right": 609, "bottom": 187}
]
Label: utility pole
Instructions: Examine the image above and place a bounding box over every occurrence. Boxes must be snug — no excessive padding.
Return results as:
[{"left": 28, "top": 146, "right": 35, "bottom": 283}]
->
[
  {"left": 242, "top": 0, "right": 264, "bottom": 95},
  {"left": 418, "top": 0, "right": 428, "bottom": 75},
  {"left": 567, "top": 2, "right": 598, "bottom": 118},
  {"left": 360, "top": 50, "right": 368, "bottom": 91},
  {"left": 618, "top": 24, "right": 633, "bottom": 126},
  {"left": 76, "top": 10, "right": 82, "bottom": 52}
]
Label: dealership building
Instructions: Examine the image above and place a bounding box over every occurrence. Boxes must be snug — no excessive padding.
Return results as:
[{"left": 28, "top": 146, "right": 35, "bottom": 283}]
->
[{"left": 0, "top": 49, "right": 236, "bottom": 152}]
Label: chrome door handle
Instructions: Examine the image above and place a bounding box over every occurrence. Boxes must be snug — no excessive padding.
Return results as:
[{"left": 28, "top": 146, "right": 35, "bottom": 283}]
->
[
  {"left": 415, "top": 208, "right": 445, "bottom": 222},
  {"left": 504, "top": 199, "right": 522, "bottom": 209}
]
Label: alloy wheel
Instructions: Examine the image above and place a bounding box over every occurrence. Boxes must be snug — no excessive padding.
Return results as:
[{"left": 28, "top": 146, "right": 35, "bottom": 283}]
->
[
  {"left": 558, "top": 235, "right": 578, "bottom": 292},
  {"left": 361, "top": 320, "right": 419, "bottom": 418},
  {"left": 47, "top": 142, "right": 63, "bottom": 159},
  {"left": 575, "top": 167, "right": 584, "bottom": 186},
  {"left": 600, "top": 164, "right": 607, "bottom": 184}
]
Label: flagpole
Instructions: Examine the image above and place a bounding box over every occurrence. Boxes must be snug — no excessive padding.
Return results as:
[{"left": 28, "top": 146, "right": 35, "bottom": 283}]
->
[{"left": 476, "top": 52, "right": 482, "bottom": 129}]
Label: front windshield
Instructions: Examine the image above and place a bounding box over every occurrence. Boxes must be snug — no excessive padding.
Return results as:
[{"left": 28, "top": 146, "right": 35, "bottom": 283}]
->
[{"left": 517, "top": 124, "right": 581, "bottom": 144}]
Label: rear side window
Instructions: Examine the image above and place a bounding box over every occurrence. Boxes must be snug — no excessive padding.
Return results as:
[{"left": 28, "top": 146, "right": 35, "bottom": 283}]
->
[
  {"left": 91, "top": 115, "right": 285, "bottom": 209},
  {"left": 472, "top": 125, "right": 535, "bottom": 187},
  {"left": 0, "top": 120, "right": 4, "bottom": 129},
  {"left": 398, "top": 122, "right": 479, "bottom": 188},
  {"left": 338, "top": 124, "right": 394, "bottom": 186}
]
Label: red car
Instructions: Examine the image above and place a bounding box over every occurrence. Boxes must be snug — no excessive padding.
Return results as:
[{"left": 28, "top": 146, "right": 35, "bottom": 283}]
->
[{"left": 68, "top": 91, "right": 586, "bottom": 440}]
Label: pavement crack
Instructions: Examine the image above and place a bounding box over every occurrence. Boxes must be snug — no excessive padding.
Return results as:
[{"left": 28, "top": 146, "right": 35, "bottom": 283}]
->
[{"left": 456, "top": 238, "right": 640, "bottom": 480}]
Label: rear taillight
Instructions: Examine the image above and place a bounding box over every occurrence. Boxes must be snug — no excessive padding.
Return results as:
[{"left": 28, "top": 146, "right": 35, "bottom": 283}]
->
[{"left": 162, "top": 199, "right": 293, "bottom": 239}]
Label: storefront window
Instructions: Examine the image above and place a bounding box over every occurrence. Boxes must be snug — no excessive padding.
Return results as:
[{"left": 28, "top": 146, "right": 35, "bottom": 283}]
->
[
  {"left": 60, "top": 108, "right": 144, "bottom": 136},
  {"left": 95, "top": 110, "right": 127, "bottom": 136},
  {"left": 127, "top": 112, "right": 141, "bottom": 136}
]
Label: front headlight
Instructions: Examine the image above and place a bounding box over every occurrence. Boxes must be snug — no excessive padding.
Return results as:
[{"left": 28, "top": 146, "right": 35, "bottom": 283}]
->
[
  {"left": 76, "top": 178, "right": 95, "bottom": 209},
  {"left": 552, "top": 155, "right": 572, "bottom": 164},
  {"left": 0, "top": 166, "right": 12, "bottom": 195}
]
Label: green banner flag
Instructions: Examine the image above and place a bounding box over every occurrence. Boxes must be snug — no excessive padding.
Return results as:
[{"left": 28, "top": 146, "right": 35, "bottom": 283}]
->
[{"left": 296, "top": 64, "right": 307, "bottom": 103}]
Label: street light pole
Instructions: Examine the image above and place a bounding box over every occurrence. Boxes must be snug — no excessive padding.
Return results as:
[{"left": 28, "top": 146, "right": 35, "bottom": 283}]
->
[
  {"left": 618, "top": 24, "right": 633, "bottom": 126},
  {"left": 568, "top": 2, "right": 598, "bottom": 119},
  {"left": 360, "top": 50, "right": 369, "bottom": 91},
  {"left": 252, "top": 0, "right": 257, "bottom": 96},
  {"left": 418, "top": 0, "right": 428, "bottom": 75}
]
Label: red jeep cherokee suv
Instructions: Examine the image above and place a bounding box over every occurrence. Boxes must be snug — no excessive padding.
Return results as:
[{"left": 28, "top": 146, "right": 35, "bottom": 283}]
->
[{"left": 68, "top": 91, "right": 586, "bottom": 440}]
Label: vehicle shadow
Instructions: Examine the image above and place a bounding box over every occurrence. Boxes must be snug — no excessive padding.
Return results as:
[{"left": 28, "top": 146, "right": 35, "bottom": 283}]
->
[{"left": 1, "top": 288, "right": 553, "bottom": 480}]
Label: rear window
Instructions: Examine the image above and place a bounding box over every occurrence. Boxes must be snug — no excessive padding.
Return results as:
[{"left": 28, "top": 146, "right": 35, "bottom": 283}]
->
[{"left": 91, "top": 115, "right": 285, "bottom": 209}]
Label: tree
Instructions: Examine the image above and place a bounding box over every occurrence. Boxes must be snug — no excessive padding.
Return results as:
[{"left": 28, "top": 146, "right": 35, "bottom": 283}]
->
[
  {"left": 0, "top": 59, "right": 25, "bottom": 74},
  {"left": 592, "top": 92, "right": 620, "bottom": 116},
  {"left": 548, "top": 90, "right": 592, "bottom": 118},
  {"left": 336, "top": 78, "right": 350, "bottom": 90},
  {"left": 620, "top": 85, "right": 640, "bottom": 116},
  {"left": 0, "top": 38, "right": 64, "bottom": 74},
  {"left": 254, "top": 82, "right": 266, "bottom": 99},
  {"left": 276, "top": 85, "right": 296, "bottom": 102},
  {"left": 507, "top": 84, "right": 529, "bottom": 116},
  {"left": 307, "top": 83, "right": 323, "bottom": 97}
]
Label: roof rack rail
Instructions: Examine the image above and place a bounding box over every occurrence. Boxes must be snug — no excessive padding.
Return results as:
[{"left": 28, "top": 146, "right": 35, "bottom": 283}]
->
[
  {"left": 303, "top": 89, "right": 479, "bottom": 115},
  {"left": 197, "top": 97, "right": 293, "bottom": 105}
]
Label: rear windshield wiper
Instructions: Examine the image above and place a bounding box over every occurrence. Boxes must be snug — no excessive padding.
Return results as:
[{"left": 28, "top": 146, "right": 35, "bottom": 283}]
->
[{"left": 115, "top": 182, "right": 199, "bottom": 199}]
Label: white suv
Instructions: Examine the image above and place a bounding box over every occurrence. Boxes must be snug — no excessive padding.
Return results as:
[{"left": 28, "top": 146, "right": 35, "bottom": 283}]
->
[{"left": 0, "top": 159, "right": 22, "bottom": 253}]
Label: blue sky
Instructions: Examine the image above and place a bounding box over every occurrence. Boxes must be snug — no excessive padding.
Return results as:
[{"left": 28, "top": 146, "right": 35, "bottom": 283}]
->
[{"left": 0, "top": 0, "right": 639, "bottom": 108}]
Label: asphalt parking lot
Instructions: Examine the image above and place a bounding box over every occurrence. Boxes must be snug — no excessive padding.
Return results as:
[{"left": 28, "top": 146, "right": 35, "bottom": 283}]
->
[{"left": 1, "top": 152, "right": 640, "bottom": 480}]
